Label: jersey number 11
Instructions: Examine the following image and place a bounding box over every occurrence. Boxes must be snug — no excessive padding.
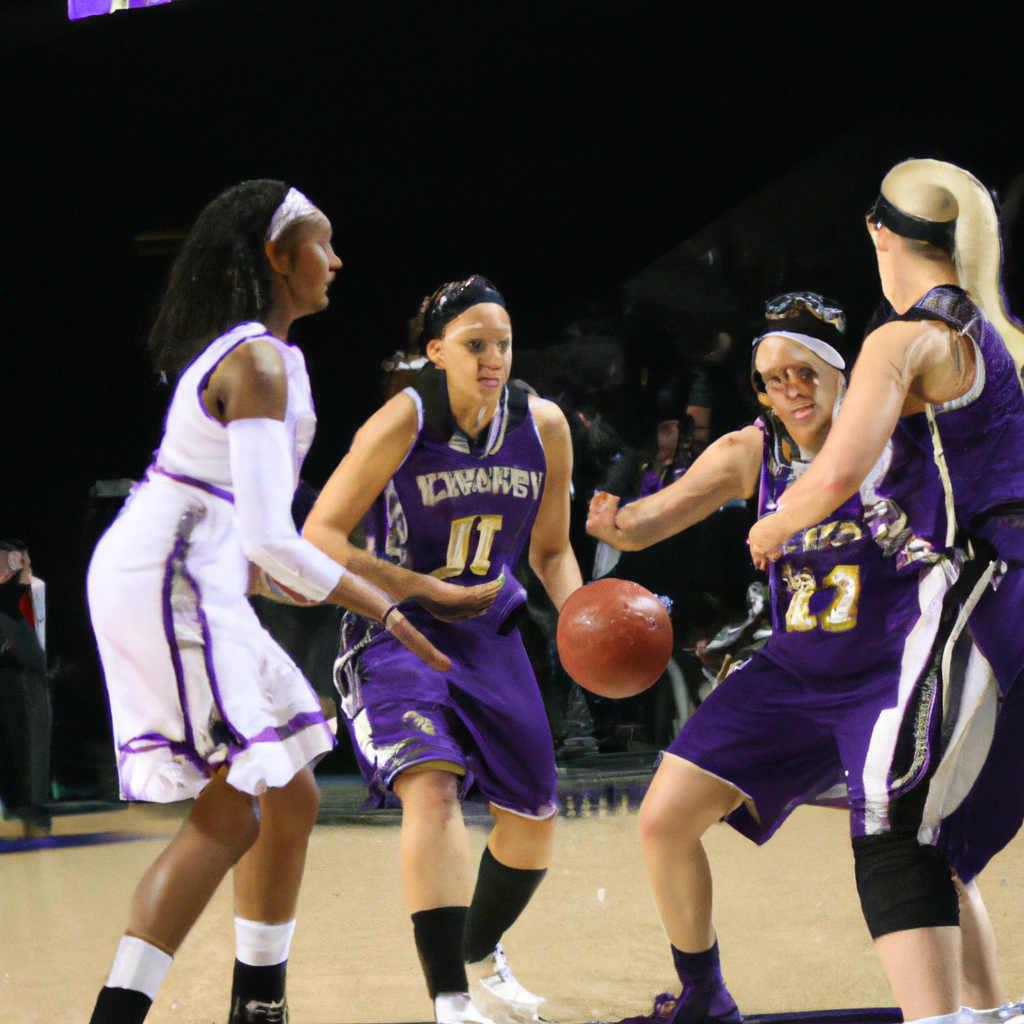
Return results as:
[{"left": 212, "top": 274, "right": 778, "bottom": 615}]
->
[{"left": 431, "top": 515, "right": 504, "bottom": 579}]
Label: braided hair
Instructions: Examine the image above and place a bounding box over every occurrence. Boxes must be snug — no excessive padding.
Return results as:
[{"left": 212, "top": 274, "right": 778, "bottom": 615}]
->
[{"left": 148, "top": 179, "right": 290, "bottom": 381}]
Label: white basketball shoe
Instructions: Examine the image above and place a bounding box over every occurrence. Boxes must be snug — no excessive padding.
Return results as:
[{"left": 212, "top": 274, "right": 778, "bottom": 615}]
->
[
  {"left": 466, "top": 943, "right": 545, "bottom": 1023},
  {"left": 434, "top": 992, "right": 500, "bottom": 1024}
]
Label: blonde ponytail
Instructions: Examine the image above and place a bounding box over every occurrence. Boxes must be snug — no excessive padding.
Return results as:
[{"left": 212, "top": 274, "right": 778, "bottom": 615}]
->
[{"left": 881, "top": 159, "right": 1024, "bottom": 378}]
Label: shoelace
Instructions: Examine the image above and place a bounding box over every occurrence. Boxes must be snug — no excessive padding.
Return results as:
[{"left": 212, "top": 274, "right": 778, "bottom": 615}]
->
[{"left": 492, "top": 943, "right": 516, "bottom": 984}]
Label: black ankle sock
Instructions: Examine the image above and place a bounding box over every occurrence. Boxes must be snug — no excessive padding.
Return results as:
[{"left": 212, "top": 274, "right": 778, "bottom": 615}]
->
[
  {"left": 229, "top": 960, "right": 287, "bottom": 1021},
  {"left": 411, "top": 906, "right": 469, "bottom": 997},
  {"left": 89, "top": 986, "right": 153, "bottom": 1024},
  {"left": 463, "top": 846, "right": 547, "bottom": 964}
]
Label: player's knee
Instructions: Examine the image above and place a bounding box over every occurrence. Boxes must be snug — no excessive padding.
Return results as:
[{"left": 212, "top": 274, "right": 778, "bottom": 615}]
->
[
  {"left": 274, "top": 767, "right": 320, "bottom": 836},
  {"left": 852, "top": 833, "right": 959, "bottom": 939},
  {"left": 638, "top": 777, "right": 721, "bottom": 850},
  {"left": 395, "top": 767, "right": 462, "bottom": 821},
  {"left": 189, "top": 784, "right": 260, "bottom": 860},
  {"left": 638, "top": 787, "right": 694, "bottom": 851},
  {"left": 487, "top": 804, "right": 556, "bottom": 871}
]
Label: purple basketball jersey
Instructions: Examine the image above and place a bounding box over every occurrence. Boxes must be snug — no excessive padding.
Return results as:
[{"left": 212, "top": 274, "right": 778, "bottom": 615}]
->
[
  {"left": 366, "top": 365, "right": 546, "bottom": 630},
  {"left": 880, "top": 286, "right": 1024, "bottom": 551},
  {"left": 757, "top": 415, "right": 931, "bottom": 683}
]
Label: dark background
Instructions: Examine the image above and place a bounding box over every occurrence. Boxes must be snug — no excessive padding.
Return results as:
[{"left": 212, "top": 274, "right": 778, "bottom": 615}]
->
[{"left": 2, "top": 0, "right": 1023, "bottom": 789}]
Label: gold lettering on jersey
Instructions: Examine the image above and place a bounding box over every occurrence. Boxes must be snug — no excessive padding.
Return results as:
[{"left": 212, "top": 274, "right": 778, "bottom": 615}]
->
[
  {"left": 436, "top": 471, "right": 463, "bottom": 499},
  {"left": 820, "top": 565, "right": 860, "bottom": 632},
  {"left": 431, "top": 516, "right": 478, "bottom": 579},
  {"left": 415, "top": 467, "right": 543, "bottom": 507},
  {"left": 431, "top": 515, "right": 505, "bottom": 579},
  {"left": 782, "top": 520, "right": 862, "bottom": 555},
  {"left": 416, "top": 473, "right": 441, "bottom": 506},
  {"left": 470, "top": 515, "right": 503, "bottom": 575},
  {"left": 781, "top": 564, "right": 818, "bottom": 631},
  {"left": 781, "top": 562, "right": 862, "bottom": 633}
]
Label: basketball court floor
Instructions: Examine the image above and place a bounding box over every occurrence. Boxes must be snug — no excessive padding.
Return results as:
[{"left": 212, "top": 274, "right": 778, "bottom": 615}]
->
[{"left": 3, "top": 773, "right": 1023, "bottom": 1024}]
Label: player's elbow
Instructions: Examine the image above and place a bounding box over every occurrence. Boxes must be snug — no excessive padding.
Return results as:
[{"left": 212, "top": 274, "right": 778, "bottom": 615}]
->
[
  {"left": 300, "top": 515, "right": 325, "bottom": 548},
  {"left": 528, "top": 542, "right": 567, "bottom": 577}
]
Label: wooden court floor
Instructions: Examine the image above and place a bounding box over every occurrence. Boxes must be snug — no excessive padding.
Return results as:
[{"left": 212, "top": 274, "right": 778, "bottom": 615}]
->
[{"left": 2, "top": 799, "right": 1023, "bottom": 1024}]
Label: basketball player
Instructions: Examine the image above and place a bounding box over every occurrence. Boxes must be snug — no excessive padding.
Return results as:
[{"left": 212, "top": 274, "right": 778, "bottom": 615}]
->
[
  {"left": 588, "top": 293, "right": 994, "bottom": 1023},
  {"left": 86, "top": 183, "right": 496, "bottom": 1024},
  {"left": 303, "top": 276, "right": 583, "bottom": 1024},
  {"left": 747, "top": 158, "right": 1024, "bottom": 1015}
]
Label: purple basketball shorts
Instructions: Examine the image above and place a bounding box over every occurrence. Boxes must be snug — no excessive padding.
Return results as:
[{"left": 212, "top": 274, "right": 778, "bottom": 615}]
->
[
  {"left": 667, "top": 649, "right": 921, "bottom": 842},
  {"left": 345, "top": 616, "right": 558, "bottom": 819}
]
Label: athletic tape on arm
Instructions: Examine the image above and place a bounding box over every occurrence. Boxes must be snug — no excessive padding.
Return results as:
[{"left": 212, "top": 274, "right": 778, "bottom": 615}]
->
[{"left": 228, "top": 418, "right": 344, "bottom": 602}]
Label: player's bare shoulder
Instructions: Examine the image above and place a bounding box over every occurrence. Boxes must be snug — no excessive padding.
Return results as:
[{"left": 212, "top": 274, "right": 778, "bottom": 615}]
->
[
  {"left": 206, "top": 337, "right": 287, "bottom": 421},
  {"left": 862, "top": 317, "right": 957, "bottom": 367},
  {"left": 527, "top": 393, "right": 570, "bottom": 447},
  {"left": 862, "top": 317, "right": 972, "bottom": 408},
  {"left": 728, "top": 423, "right": 765, "bottom": 458},
  {"left": 349, "top": 387, "right": 421, "bottom": 468},
  {"left": 709, "top": 424, "right": 763, "bottom": 497}
]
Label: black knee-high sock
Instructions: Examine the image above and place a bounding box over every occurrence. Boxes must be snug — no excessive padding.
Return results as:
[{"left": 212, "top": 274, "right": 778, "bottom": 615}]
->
[
  {"left": 229, "top": 961, "right": 287, "bottom": 1022},
  {"left": 89, "top": 987, "right": 153, "bottom": 1024},
  {"left": 463, "top": 846, "right": 547, "bottom": 964},
  {"left": 412, "top": 906, "right": 469, "bottom": 997}
]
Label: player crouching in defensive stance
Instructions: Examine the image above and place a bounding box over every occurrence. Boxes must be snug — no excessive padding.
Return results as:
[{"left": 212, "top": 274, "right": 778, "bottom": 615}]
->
[
  {"left": 303, "top": 277, "right": 583, "bottom": 1024},
  {"left": 588, "top": 293, "right": 1001, "bottom": 1024}
]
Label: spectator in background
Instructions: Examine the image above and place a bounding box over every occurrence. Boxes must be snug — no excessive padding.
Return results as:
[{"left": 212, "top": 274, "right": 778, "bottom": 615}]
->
[{"left": 0, "top": 539, "right": 51, "bottom": 835}]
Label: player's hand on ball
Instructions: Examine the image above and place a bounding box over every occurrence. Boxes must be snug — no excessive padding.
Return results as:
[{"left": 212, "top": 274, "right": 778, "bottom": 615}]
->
[
  {"left": 413, "top": 574, "right": 504, "bottom": 622},
  {"left": 384, "top": 610, "right": 452, "bottom": 672},
  {"left": 586, "top": 491, "right": 621, "bottom": 544},
  {"left": 748, "top": 513, "right": 788, "bottom": 571}
]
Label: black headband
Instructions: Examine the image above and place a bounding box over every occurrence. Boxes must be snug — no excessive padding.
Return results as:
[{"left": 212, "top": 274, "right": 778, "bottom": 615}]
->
[
  {"left": 423, "top": 275, "right": 507, "bottom": 342},
  {"left": 868, "top": 193, "right": 956, "bottom": 254}
]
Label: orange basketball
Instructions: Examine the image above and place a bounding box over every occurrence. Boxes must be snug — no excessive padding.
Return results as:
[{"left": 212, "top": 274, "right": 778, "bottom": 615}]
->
[{"left": 557, "top": 579, "right": 673, "bottom": 698}]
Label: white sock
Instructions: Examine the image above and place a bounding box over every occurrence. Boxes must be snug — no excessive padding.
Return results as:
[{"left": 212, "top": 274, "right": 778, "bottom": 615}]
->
[
  {"left": 234, "top": 916, "right": 297, "bottom": 967},
  {"left": 105, "top": 935, "right": 173, "bottom": 999},
  {"left": 907, "top": 1014, "right": 963, "bottom": 1024}
]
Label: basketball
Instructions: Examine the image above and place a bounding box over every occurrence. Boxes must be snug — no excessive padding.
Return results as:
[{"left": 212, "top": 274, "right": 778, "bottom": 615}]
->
[{"left": 556, "top": 578, "right": 673, "bottom": 698}]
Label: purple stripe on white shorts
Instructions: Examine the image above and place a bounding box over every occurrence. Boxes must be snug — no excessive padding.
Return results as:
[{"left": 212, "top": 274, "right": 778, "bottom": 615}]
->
[
  {"left": 177, "top": 557, "right": 247, "bottom": 753},
  {"left": 162, "top": 535, "right": 196, "bottom": 747},
  {"left": 247, "top": 710, "right": 328, "bottom": 745},
  {"left": 151, "top": 465, "right": 234, "bottom": 504},
  {"left": 118, "top": 732, "right": 208, "bottom": 774}
]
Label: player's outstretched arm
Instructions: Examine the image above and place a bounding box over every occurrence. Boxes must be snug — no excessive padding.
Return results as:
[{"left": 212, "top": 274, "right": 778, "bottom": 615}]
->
[
  {"left": 302, "top": 392, "right": 501, "bottom": 621},
  {"left": 215, "top": 345, "right": 451, "bottom": 670},
  {"left": 587, "top": 424, "right": 762, "bottom": 552},
  {"left": 526, "top": 397, "right": 583, "bottom": 612},
  {"left": 747, "top": 319, "right": 964, "bottom": 567}
]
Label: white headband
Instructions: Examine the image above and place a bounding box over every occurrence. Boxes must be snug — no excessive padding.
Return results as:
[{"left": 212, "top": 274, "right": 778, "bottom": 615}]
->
[
  {"left": 753, "top": 330, "right": 845, "bottom": 370},
  {"left": 266, "top": 187, "right": 320, "bottom": 242}
]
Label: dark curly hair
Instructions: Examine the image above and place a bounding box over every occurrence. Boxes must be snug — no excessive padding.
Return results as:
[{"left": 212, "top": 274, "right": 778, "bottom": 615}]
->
[{"left": 148, "top": 179, "right": 290, "bottom": 381}]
